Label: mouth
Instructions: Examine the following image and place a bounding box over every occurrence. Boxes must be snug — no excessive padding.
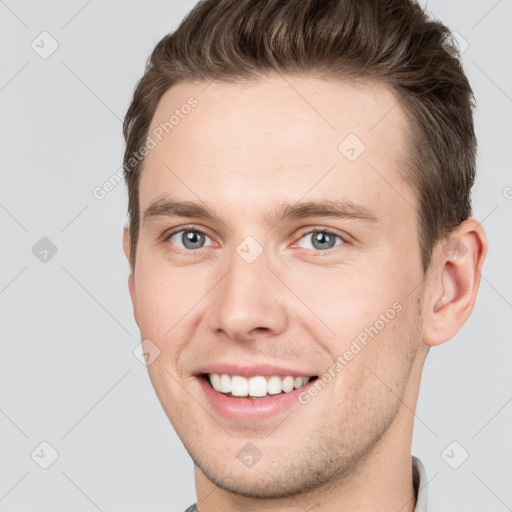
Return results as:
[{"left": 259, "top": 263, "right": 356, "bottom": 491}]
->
[{"left": 200, "top": 373, "right": 319, "bottom": 399}]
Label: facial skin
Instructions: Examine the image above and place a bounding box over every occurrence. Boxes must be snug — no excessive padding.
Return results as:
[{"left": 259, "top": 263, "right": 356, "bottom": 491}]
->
[{"left": 123, "top": 76, "right": 487, "bottom": 511}]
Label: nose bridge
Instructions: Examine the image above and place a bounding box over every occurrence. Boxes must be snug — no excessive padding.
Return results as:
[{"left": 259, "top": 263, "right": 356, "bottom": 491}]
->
[{"left": 207, "top": 236, "right": 287, "bottom": 341}]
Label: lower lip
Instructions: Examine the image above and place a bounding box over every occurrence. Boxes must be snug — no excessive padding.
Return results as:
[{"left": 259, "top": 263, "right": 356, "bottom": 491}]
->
[{"left": 196, "top": 375, "right": 318, "bottom": 423}]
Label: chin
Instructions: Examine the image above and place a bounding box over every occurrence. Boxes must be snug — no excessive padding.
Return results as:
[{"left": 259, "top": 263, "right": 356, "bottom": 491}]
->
[{"left": 189, "top": 444, "right": 348, "bottom": 500}]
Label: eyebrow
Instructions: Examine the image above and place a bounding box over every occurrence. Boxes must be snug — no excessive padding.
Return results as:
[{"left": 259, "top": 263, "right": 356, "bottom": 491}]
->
[{"left": 142, "top": 198, "right": 379, "bottom": 226}]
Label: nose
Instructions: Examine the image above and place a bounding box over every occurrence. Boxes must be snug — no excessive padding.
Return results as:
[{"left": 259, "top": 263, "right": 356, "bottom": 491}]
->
[{"left": 206, "top": 243, "right": 288, "bottom": 343}]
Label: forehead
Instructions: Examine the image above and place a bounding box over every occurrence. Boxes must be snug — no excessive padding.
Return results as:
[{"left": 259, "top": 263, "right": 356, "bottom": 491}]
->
[{"left": 139, "top": 75, "right": 414, "bottom": 224}]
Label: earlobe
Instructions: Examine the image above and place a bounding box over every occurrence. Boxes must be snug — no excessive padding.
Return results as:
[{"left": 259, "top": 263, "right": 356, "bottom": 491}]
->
[{"left": 423, "top": 218, "right": 487, "bottom": 347}]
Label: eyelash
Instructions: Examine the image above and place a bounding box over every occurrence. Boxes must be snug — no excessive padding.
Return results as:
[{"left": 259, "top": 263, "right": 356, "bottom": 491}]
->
[{"left": 162, "top": 225, "right": 347, "bottom": 255}]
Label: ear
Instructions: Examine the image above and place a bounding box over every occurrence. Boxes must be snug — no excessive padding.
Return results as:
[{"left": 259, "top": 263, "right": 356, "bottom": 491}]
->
[
  {"left": 123, "top": 227, "right": 139, "bottom": 327},
  {"left": 422, "top": 218, "right": 487, "bottom": 347}
]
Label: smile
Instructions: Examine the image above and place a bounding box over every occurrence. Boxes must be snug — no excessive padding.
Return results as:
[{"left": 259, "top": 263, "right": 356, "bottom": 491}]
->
[
  {"left": 207, "top": 373, "right": 316, "bottom": 398},
  {"left": 196, "top": 371, "right": 320, "bottom": 422}
]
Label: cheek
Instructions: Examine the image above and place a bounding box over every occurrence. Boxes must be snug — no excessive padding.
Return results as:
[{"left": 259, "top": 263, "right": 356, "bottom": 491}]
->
[
  {"left": 134, "top": 261, "right": 209, "bottom": 336},
  {"left": 293, "top": 265, "right": 402, "bottom": 339},
  {"left": 334, "top": 294, "right": 420, "bottom": 393},
  {"left": 303, "top": 262, "right": 419, "bottom": 372}
]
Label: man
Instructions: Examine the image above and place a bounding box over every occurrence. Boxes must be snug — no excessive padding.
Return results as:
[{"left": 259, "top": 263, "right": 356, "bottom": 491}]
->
[{"left": 122, "top": 0, "right": 487, "bottom": 510}]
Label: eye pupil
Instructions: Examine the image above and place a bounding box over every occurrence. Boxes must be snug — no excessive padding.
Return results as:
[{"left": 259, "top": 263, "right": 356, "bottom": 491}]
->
[
  {"left": 183, "top": 230, "right": 204, "bottom": 249},
  {"left": 312, "top": 231, "right": 336, "bottom": 250}
]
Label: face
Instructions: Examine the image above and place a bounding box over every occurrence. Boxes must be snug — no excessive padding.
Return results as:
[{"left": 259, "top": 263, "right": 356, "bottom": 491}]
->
[{"left": 126, "top": 76, "right": 429, "bottom": 498}]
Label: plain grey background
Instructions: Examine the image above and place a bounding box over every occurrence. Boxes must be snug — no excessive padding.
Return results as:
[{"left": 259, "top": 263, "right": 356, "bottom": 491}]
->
[{"left": 1, "top": 1, "right": 511, "bottom": 511}]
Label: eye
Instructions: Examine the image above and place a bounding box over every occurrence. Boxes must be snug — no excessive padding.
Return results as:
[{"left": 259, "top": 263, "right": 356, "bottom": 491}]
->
[
  {"left": 167, "top": 229, "right": 213, "bottom": 251},
  {"left": 295, "top": 229, "right": 345, "bottom": 251}
]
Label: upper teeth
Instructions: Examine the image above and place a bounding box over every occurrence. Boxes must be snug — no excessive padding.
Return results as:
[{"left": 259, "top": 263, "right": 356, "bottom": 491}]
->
[{"left": 208, "top": 373, "right": 312, "bottom": 397}]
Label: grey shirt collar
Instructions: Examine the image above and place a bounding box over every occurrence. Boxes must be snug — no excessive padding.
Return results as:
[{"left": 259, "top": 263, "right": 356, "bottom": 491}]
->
[{"left": 413, "top": 455, "right": 428, "bottom": 512}]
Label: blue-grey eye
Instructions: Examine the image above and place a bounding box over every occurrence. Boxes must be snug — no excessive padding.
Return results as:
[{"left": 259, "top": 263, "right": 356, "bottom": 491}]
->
[
  {"left": 169, "top": 230, "right": 212, "bottom": 250},
  {"left": 297, "top": 230, "right": 344, "bottom": 251}
]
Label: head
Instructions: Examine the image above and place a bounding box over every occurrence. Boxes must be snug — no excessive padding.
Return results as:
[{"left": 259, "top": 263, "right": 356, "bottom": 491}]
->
[{"left": 122, "top": 0, "right": 486, "bottom": 502}]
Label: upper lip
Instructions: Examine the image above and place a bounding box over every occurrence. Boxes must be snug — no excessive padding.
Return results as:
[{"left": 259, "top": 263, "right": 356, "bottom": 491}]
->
[{"left": 195, "top": 363, "right": 317, "bottom": 378}]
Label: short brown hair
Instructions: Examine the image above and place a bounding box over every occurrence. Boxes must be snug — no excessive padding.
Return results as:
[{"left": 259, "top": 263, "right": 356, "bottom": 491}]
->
[{"left": 123, "top": 0, "right": 476, "bottom": 272}]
